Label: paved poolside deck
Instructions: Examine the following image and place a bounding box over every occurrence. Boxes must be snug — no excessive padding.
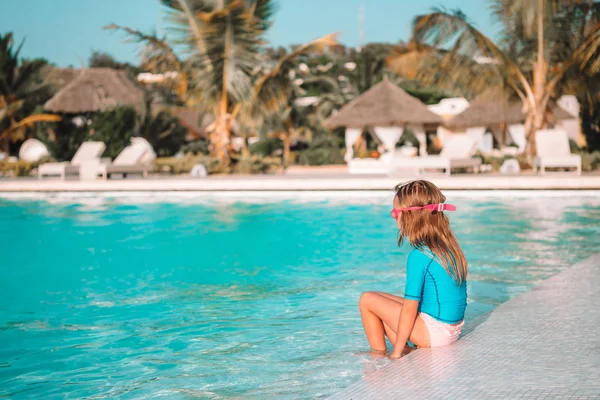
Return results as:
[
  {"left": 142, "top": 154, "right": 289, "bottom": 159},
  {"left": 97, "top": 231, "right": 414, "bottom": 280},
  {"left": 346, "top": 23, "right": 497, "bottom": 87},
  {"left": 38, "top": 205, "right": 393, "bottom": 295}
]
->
[
  {"left": 329, "top": 253, "right": 600, "bottom": 399},
  {"left": 0, "top": 172, "right": 599, "bottom": 192}
]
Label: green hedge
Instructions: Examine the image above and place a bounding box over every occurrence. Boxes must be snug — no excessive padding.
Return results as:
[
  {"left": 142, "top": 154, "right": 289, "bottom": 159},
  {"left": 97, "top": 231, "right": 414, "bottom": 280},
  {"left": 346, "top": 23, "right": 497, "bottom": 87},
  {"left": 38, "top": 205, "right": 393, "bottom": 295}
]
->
[
  {"left": 296, "top": 136, "right": 345, "bottom": 166},
  {"left": 154, "top": 155, "right": 224, "bottom": 175},
  {"left": 249, "top": 138, "right": 283, "bottom": 157},
  {"left": 139, "top": 111, "right": 187, "bottom": 157},
  {"left": 231, "top": 154, "right": 282, "bottom": 174},
  {"left": 0, "top": 159, "right": 46, "bottom": 177},
  {"left": 153, "top": 154, "right": 282, "bottom": 175},
  {"left": 581, "top": 151, "right": 600, "bottom": 172},
  {"left": 180, "top": 139, "right": 210, "bottom": 155}
]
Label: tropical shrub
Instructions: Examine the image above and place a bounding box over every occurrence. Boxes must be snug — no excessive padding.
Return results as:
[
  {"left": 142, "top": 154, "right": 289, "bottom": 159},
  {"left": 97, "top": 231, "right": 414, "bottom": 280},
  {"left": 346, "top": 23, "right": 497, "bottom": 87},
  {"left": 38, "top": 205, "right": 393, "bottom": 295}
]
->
[
  {"left": 232, "top": 154, "right": 282, "bottom": 174},
  {"left": 139, "top": 110, "right": 187, "bottom": 157},
  {"left": 180, "top": 139, "right": 210, "bottom": 155},
  {"left": 580, "top": 102, "right": 600, "bottom": 152},
  {"left": 0, "top": 160, "right": 33, "bottom": 176},
  {"left": 581, "top": 151, "right": 600, "bottom": 172},
  {"left": 154, "top": 154, "right": 223, "bottom": 175},
  {"left": 88, "top": 107, "right": 136, "bottom": 159},
  {"left": 297, "top": 136, "right": 345, "bottom": 165},
  {"left": 36, "top": 118, "right": 89, "bottom": 161},
  {"left": 249, "top": 138, "right": 283, "bottom": 157}
]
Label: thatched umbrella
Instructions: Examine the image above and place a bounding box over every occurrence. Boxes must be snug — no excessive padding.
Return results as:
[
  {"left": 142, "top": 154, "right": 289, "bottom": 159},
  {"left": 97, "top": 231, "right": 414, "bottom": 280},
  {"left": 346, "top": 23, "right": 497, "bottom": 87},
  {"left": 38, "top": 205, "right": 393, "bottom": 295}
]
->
[
  {"left": 325, "top": 78, "right": 442, "bottom": 159},
  {"left": 44, "top": 68, "right": 144, "bottom": 114}
]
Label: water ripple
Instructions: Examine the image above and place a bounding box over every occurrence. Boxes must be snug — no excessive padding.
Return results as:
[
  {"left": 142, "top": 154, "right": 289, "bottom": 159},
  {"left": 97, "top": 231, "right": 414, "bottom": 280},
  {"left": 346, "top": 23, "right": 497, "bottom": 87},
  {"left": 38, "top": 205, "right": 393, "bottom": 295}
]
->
[{"left": 1, "top": 194, "right": 599, "bottom": 399}]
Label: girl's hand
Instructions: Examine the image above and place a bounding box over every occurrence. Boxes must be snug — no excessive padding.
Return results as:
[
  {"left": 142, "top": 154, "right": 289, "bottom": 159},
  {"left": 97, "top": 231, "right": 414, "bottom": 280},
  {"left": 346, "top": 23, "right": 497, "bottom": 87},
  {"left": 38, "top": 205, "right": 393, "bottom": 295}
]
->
[
  {"left": 389, "top": 349, "right": 403, "bottom": 360},
  {"left": 390, "top": 344, "right": 414, "bottom": 360}
]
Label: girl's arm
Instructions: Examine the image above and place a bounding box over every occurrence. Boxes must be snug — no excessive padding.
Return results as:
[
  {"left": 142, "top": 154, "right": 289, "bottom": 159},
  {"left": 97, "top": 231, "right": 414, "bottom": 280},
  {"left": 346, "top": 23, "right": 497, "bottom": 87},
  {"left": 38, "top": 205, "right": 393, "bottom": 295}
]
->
[
  {"left": 392, "top": 250, "right": 428, "bottom": 358},
  {"left": 389, "top": 299, "right": 419, "bottom": 359}
]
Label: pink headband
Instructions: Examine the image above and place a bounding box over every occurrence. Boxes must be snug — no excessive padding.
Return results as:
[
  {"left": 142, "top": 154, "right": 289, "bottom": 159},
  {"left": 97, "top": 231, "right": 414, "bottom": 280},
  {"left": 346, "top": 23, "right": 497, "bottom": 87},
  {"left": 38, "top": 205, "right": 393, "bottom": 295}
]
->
[{"left": 398, "top": 203, "right": 456, "bottom": 212}]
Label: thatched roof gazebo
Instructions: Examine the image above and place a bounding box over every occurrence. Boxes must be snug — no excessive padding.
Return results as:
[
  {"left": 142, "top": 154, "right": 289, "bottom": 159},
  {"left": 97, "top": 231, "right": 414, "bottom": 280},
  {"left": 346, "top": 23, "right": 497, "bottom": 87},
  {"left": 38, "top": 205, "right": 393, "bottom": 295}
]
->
[
  {"left": 44, "top": 68, "right": 145, "bottom": 114},
  {"left": 43, "top": 67, "right": 82, "bottom": 91},
  {"left": 445, "top": 90, "right": 575, "bottom": 153},
  {"left": 325, "top": 78, "right": 442, "bottom": 160},
  {"left": 326, "top": 78, "right": 442, "bottom": 128},
  {"left": 447, "top": 91, "right": 574, "bottom": 130}
]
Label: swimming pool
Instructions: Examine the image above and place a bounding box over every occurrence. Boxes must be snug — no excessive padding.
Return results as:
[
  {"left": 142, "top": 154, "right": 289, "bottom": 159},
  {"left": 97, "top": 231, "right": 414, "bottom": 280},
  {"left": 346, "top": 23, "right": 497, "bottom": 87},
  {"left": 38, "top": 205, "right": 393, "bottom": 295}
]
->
[{"left": 1, "top": 191, "right": 599, "bottom": 399}]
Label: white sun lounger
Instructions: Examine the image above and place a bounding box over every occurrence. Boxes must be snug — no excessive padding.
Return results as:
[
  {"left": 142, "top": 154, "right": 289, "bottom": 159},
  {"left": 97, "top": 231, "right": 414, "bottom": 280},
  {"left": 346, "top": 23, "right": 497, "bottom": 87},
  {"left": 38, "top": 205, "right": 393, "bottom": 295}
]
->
[
  {"left": 390, "top": 136, "right": 482, "bottom": 176},
  {"left": 38, "top": 141, "right": 106, "bottom": 180},
  {"left": 533, "top": 129, "right": 582, "bottom": 175},
  {"left": 100, "top": 145, "right": 152, "bottom": 179},
  {"left": 347, "top": 152, "right": 394, "bottom": 175}
]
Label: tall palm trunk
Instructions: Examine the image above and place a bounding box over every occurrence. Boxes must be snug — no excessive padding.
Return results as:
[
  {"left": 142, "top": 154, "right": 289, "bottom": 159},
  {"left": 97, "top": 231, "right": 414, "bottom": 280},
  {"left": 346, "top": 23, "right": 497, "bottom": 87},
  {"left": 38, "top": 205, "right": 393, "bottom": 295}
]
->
[
  {"left": 211, "top": 12, "right": 233, "bottom": 166},
  {"left": 281, "top": 131, "right": 291, "bottom": 169},
  {"left": 210, "top": 115, "right": 233, "bottom": 166},
  {"left": 240, "top": 126, "right": 250, "bottom": 157},
  {"left": 527, "top": 0, "right": 549, "bottom": 157}
]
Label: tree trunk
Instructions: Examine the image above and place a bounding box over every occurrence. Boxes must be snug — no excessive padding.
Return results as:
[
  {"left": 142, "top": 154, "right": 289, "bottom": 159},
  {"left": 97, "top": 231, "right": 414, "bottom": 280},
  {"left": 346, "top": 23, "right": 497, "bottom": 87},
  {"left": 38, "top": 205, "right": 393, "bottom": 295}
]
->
[
  {"left": 240, "top": 125, "right": 250, "bottom": 157},
  {"left": 524, "top": 111, "right": 535, "bottom": 156},
  {"left": 282, "top": 131, "right": 291, "bottom": 169},
  {"left": 525, "top": 0, "right": 548, "bottom": 158},
  {"left": 209, "top": 114, "right": 232, "bottom": 166},
  {"left": 241, "top": 137, "right": 249, "bottom": 157},
  {"left": 2, "top": 137, "right": 9, "bottom": 157},
  {"left": 4, "top": 136, "right": 10, "bottom": 159},
  {"left": 531, "top": 103, "right": 547, "bottom": 154}
]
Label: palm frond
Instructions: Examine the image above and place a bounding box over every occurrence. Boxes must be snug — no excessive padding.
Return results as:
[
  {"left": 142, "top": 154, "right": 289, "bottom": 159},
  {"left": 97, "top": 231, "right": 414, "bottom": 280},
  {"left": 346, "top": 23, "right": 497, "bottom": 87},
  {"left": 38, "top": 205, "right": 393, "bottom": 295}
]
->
[
  {"left": 388, "top": 10, "right": 533, "bottom": 101},
  {"left": 104, "top": 24, "right": 189, "bottom": 101},
  {"left": 248, "top": 0, "right": 276, "bottom": 32},
  {"left": 250, "top": 33, "right": 340, "bottom": 117},
  {"left": 0, "top": 99, "right": 24, "bottom": 122},
  {"left": 161, "top": 0, "right": 217, "bottom": 13},
  {"left": 192, "top": 0, "right": 270, "bottom": 112},
  {"left": 540, "top": 2, "right": 600, "bottom": 95},
  {"left": 0, "top": 113, "right": 61, "bottom": 140}
]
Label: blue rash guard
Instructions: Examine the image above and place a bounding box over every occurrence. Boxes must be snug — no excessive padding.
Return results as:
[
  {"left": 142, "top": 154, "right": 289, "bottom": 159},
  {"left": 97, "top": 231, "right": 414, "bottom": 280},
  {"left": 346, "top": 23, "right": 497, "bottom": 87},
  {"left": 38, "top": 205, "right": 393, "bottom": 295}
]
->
[{"left": 403, "top": 248, "right": 467, "bottom": 324}]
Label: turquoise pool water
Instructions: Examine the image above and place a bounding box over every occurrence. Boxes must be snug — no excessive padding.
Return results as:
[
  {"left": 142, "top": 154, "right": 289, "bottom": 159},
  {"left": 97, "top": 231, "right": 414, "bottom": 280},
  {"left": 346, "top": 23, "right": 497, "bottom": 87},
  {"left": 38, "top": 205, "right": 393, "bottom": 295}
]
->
[{"left": 1, "top": 192, "right": 599, "bottom": 399}]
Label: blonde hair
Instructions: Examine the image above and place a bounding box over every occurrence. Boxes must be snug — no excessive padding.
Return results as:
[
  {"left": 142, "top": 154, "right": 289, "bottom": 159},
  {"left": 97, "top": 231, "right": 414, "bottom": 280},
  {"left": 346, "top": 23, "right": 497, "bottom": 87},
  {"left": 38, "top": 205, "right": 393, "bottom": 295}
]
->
[{"left": 394, "top": 180, "right": 468, "bottom": 284}]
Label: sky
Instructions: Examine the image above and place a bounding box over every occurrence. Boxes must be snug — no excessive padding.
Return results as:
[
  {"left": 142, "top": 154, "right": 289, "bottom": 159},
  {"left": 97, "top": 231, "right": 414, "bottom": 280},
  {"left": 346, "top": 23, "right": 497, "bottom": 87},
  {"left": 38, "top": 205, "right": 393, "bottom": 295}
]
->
[{"left": 0, "top": 0, "right": 498, "bottom": 67}]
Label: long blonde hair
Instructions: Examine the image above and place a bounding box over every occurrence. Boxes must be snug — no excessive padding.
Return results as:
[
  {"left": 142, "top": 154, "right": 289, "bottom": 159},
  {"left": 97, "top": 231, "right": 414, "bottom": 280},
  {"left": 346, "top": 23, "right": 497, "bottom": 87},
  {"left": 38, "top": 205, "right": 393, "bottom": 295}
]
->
[{"left": 394, "top": 180, "right": 468, "bottom": 284}]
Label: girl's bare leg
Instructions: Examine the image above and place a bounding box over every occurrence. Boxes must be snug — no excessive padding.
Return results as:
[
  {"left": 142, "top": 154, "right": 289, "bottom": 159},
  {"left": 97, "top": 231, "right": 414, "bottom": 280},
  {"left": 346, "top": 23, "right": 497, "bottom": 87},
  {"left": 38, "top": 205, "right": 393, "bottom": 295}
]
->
[
  {"left": 373, "top": 292, "right": 404, "bottom": 343},
  {"left": 359, "top": 292, "right": 402, "bottom": 351},
  {"left": 359, "top": 291, "right": 430, "bottom": 351}
]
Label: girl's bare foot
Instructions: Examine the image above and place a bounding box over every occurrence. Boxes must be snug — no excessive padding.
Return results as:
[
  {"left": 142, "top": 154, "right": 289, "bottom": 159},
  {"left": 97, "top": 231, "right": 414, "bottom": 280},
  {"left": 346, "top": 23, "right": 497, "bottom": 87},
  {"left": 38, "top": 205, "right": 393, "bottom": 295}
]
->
[{"left": 369, "top": 348, "right": 387, "bottom": 358}]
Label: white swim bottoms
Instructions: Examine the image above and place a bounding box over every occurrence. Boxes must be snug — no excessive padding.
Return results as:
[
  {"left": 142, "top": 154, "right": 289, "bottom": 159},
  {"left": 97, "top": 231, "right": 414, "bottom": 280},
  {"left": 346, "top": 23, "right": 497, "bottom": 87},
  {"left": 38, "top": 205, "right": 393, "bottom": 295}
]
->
[{"left": 419, "top": 312, "right": 464, "bottom": 348}]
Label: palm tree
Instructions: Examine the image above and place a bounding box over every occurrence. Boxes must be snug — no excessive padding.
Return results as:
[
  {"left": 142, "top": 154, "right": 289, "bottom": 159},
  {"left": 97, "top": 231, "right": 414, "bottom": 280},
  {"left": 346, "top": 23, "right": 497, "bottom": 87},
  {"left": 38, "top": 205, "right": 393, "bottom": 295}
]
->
[
  {"left": 0, "top": 33, "right": 60, "bottom": 156},
  {"left": 107, "top": 0, "right": 338, "bottom": 166},
  {"left": 307, "top": 43, "right": 398, "bottom": 118},
  {"left": 300, "top": 43, "right": 402, "bottom": 154},
  {"left": 260, "top": 87, "right": 315, "bottom": 168},
  {"left": 387, "top": 1, "right": 600, "bottom": 155}
]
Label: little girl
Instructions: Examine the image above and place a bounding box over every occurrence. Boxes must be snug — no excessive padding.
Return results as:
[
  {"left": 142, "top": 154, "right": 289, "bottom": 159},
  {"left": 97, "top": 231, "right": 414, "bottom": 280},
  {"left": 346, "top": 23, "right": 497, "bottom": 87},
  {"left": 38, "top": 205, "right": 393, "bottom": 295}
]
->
[{"left": 359, "top": 180, "right": 467, "bottom": 359}]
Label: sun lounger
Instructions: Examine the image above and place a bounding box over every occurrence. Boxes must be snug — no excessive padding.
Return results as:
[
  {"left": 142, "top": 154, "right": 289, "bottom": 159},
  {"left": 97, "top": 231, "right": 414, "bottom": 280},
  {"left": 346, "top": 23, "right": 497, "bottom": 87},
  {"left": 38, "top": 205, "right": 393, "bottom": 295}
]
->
[
  {"left": 533, "top": 129, "right": 582, "bottom": 175},
  {"left": 390, "top": 136, "right": 482, "bottom": 176},
  {"left": 101, "top": 145, "right": 152, "bottom": 179},
  {"left": 38, "top": 141, "right": 106, "bottom": 179},
  {"left": 347, "top": 152, "right": 394, "bottom": 175}
]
